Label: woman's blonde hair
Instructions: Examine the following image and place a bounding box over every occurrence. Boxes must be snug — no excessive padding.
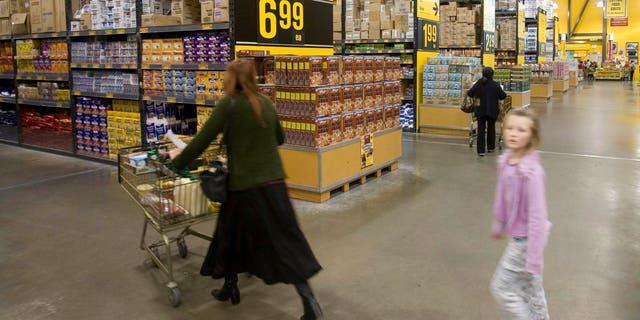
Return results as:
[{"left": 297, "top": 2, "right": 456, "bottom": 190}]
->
[
  {"left": 506, "top": 108, "right": 541, "bottom": 150},
  {"left": 223, "top": 59, "right": 267, "bottom": 128}
]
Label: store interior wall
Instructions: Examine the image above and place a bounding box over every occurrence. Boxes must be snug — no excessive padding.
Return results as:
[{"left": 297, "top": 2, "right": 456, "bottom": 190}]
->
[{"left": 556, "top": 0, "right": 640, "bottom": 61}]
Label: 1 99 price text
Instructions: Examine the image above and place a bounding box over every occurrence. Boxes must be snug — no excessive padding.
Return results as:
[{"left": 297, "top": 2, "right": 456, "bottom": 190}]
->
[
  {"left": 258, "top": 0, "right": 304, "bottom": 43},
  {"left": 417, "top": 19, "right": 438, "bottom": 51}
]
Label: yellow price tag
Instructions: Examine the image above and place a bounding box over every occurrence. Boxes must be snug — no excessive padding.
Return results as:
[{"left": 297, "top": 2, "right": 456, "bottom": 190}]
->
[
  {"left": 74, "top": 91, "right": 80, "bottom": 95},
  {"left": 105, "top": 30, "right": 113, "bottom": 35},
  {"left": 162, "top": 64, "right": 171, "bottom": 69},
  {"left": 202, "top": 24, "right": 213, "bottom": 30},
  {"left": 311, "top": 124, "right": 316, "bottom": 131},
  {"left": 89, "top": 31, "right": 96, "bottom": 36},
  {"left": 105, "top": 64, "right": 113, "bottom": 68},
  {"left": 106, "top": 93, "right": 114, "bottom": 98},
  {"left": 117, "top": 29, "right": 125, "bottom": 34},
  {"left": 311, "top": 93, "right": 316, "bottom": 101},
  {"left": 140, "top": 27, "right": 149, "bottom": 33},
  {"left": 167, "top": 97, "right": 177, "bottom": 102},
  {"left": 143, "top": 96, "right": 151, "bottom": 101},
  {"left": 198, "top": 64, "right": 208, "bottom": 70},
  {"left": 196, "top": 99, "right": 205, "bottom": 105},
  {"left": 142, "top": 64, "right": 150, "bottom": 69},
  {"left": 72, "top": 32, "right": 79, "bottom": 36}
]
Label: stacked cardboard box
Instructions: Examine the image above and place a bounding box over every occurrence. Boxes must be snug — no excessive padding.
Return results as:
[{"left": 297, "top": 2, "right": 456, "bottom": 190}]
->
[
  {"left": 524, "top": 0, "right": 536, "bottom": 18},
  {"left": 83, "top": 0, "right": 137, "bottom": 30},
  {"left": 29, "top": 0, "right": 67, "bottom": 33},
  {"left": 343, "top": 0, "right": 413, "bottom": 41},
  {"left": 200, "top": 0, "right": 230, "bottom": 23},
  {"left": 171, "top": 0, "right": 201, "bottom": 24},
  {"left": 0, "top": 0, "right": 10, "bottom": 35},
  {"left": 439, "top": 3, "right": 481, "bottom": 47},
  {"left": 333, "top": 0, "right": 341, "bottom": 40},
  {"left": 142, "top": 0, "right": 171, "bottom": 14},
  {"left": 496, "top": 0, "right": 517, "bottom": 10},
  {"left": 497, "top": 17, "right": 516, "bottom": 49}
]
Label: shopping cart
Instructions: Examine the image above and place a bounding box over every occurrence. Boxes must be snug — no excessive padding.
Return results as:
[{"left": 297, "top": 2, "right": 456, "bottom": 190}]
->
[
  {"left": 468, "top": 95, "right": 512, "bottom": 150},
  {"left": 118, "top": 142, "right": 221, "bottom": 307}
]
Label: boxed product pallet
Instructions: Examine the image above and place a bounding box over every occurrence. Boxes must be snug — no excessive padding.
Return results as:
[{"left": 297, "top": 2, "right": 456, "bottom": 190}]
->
[
  {"left": 344, "top": 0, "right": 414, "bottom": 40},
  {"left": 496, "top": 0, "right": 517, "bottom": 9},
  {"left": 497, "top": 18, "right": 516, "bottom": 49},
  {"left": 422, "top": 56, "right": 482, "bottom": 105},
  {"left": 439, "top": 3, "right": 481, "bottom": 47}
]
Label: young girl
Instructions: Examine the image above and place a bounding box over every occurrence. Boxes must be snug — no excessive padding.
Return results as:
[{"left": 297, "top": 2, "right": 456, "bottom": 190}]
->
[{"left": 490, "top": 108, "right": 552, "bottom": 319}]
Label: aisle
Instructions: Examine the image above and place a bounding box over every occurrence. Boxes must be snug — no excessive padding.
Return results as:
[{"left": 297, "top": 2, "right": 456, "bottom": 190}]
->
[{"left": 0, "top": 81, "right": 639, "bottom": 319}]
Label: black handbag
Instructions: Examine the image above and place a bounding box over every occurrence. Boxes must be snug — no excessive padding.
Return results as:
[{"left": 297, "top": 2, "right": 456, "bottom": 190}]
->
[
  {"left": 199, "top": 160, "right": 228, "bottom": 202},
  {"left": 460, "top": 95, "right": 477, "bottom": 113},
  {"left": 199, "top": 99, "right": 234, "bottom": 202}
]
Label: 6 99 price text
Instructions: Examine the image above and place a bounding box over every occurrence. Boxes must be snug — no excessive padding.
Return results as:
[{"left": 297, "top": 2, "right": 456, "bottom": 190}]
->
[{"left": 258, "top": 0, "right": 305, "bottom": 44}]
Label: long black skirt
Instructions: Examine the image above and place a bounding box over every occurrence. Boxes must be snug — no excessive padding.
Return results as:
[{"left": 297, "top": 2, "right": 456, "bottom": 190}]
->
[{"left": 200, "top": 180, "right": 322, "bottom": 285}]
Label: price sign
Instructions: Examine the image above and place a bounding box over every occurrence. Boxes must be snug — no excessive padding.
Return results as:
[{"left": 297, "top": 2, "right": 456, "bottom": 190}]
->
[
  {"left": 258, "top": 0, "right": 304, "bottom": 44},
  {"left": 484, "top": 31, "right": 496, "bottom": 54},
  {"left": 235, "top": 0, "right": 331, "bottom": 46},
  {"left": 417, "top": 19, "right": 439, "bottom": 51}
]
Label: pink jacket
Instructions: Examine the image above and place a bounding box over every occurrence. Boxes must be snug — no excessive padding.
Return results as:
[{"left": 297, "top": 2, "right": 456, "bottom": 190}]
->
[{"left": 492, "top": 150, "right": 552, "bottom": 274}]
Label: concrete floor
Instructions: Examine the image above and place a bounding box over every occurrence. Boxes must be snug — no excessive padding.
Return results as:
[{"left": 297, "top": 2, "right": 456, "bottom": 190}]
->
[{"left": 1, "top": 81, "right": 639, "bottom": 319}]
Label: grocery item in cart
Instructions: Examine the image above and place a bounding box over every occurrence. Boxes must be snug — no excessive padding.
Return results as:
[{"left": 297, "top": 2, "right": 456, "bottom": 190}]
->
[{"left": 141, "top": 191, "right": 187, "bottom": 219}]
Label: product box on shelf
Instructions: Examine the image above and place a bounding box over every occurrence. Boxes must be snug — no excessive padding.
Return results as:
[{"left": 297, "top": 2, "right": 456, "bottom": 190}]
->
[
  {"left": 11, "top": 13, "right": 29, "bottom": 34},
  {"left": 142, "top": 14, "right": 181, "bottom": 27},
  {"left": 330, "top": 114, "right": 342, "bottom": 143}
]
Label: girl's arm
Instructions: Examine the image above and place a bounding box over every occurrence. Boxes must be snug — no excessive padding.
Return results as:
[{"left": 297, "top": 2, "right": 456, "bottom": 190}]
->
[
  {"left": 492, "top": 168, "right": 506, "bottom": 234},
  {"left": 525, "top": 167, "right": 549, "bottom": 274}
]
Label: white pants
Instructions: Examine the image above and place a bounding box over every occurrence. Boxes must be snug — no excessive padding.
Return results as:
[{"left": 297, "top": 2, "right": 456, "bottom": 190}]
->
[{"left": 491, "top": 239, "right": 550, "bottom": 320}]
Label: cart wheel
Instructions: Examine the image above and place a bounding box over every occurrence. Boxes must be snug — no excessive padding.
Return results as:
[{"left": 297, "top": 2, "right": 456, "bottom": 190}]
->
[
  {"left": 177, "top": 238, "right": 188, "bottom": 258},
  {"left": 150, "top": 247, "right": 160, "bottom": 268},
  {"left": 169, "top": 287, "right": 181, "bottom": 307}
]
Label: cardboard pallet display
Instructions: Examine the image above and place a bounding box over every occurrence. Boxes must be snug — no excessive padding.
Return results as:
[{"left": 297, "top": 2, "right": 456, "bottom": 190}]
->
[
  {"left": 439, "top": 3, "right": 482, "bottom": 47},
  {"left": 344, "top": 0, "right": 413, "bottom": 40}
]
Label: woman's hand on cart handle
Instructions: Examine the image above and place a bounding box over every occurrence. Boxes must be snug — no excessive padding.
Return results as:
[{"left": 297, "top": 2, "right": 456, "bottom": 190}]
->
[{"left": 168, "top": 148, "right": 183, "bottom": 160}]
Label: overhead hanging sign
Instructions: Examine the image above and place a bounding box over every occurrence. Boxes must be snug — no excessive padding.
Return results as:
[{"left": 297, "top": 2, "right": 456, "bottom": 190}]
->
[
  {"left": 235, "top": 0, "right": 333, "bottom": 46},
  {"left": 417, "top": 0, "right": 439, "bottom": 21},
  {"left": 605, "top": 0, "right": 627, "bottom": 18}
]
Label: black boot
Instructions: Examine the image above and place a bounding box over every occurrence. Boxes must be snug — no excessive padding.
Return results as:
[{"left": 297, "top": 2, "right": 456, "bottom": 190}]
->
[
  {"left": 295, "top": 282, "right": 322, "bottom": 320},
  {"left": 211, "top": 274, "right": 240, "bottom": 305}
]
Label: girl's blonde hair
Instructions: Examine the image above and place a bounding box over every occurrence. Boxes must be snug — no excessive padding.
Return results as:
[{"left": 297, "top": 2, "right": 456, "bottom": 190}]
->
[
  {"left": 223, "top": 59, "right": 267, "bottom": 128},
  {"left": 506, "top": 108, "right": 541, "bottom": 150}
]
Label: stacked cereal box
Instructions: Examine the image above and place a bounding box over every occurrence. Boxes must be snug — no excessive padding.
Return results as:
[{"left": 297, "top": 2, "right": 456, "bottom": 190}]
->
[
  {"left": 274, "top": 55, "right": 402, "bottom": 148},
  {"left": 422, "top": 56, "right": 482, "bottom": 105}
]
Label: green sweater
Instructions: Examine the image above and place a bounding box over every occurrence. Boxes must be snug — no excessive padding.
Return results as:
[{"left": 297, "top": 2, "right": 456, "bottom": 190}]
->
[{"left": 172, "top": 94, "right": 286, "bottom": 191}]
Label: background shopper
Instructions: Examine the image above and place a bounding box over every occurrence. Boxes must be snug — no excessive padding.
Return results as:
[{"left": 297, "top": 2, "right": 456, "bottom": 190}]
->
[
  {"left": 170, "top": 60, "right": 323, "bottom": 320},
  {"left": 490, "top": 108, "right": 552, "bottom": 320},
  {"left": 467, "top": 67, "right": 507, "bottom": 156}
]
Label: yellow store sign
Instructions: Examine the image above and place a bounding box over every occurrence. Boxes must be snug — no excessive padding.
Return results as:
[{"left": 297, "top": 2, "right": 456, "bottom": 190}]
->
[
  {"left": 417, "top": 0, "right": 439, "bottom": 21},
  {"left": 606, "top": 0, "right": 627, "bottom": 18}
]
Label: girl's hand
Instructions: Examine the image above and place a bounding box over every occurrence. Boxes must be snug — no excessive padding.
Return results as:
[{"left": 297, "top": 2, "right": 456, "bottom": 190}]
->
[{"left": 491, "top": 232, "right": 505, "bottom": 240}]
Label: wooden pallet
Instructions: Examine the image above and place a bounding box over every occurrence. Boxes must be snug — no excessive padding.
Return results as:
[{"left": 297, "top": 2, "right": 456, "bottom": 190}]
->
[
  {"left": 531, "top": 96, "right": 551, "bottom": 104},
  {"left": 288, "top": 162, "right": 399, "bottom": 203}
]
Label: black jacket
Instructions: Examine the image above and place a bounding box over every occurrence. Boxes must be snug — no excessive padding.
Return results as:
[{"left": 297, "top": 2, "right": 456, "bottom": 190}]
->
[{"left": 467, "top": 79, "right": 507, "bottom": 119}]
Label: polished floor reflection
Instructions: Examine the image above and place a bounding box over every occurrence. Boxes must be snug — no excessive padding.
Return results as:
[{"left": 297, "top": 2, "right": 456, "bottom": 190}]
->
[{"left": 1, "top": 81, "right": 639, "bottom": 319}]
